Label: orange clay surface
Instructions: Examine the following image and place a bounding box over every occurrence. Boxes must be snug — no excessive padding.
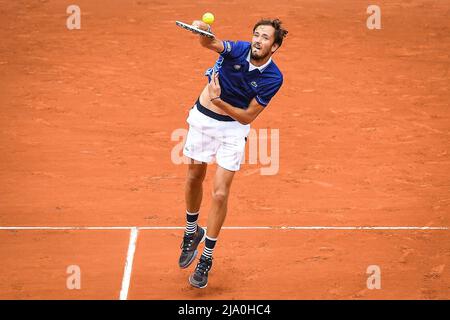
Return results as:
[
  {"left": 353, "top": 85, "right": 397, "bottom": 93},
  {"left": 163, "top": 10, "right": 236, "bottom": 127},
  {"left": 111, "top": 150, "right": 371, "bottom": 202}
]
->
[{"left": 0, "top": 0, "right": 449, "bottom": 299}]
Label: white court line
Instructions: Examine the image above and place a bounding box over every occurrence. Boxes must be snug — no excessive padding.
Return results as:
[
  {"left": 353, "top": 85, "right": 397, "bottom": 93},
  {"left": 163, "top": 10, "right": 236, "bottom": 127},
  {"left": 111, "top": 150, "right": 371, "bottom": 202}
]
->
[
  {"left": 119, "top": 227, "right": 139, "bottom": 301},
  {"left": 0, "top": 226, "right": 132, "bottom": 230},
  {"left": 0, "top": 226, "right": 448, "bottom": 230},
  {"left": 0, "top": 224, "right": 448, "bottom": 301},
  {"left": 279, "top": 226, "right": 449, "bottom": 230}
]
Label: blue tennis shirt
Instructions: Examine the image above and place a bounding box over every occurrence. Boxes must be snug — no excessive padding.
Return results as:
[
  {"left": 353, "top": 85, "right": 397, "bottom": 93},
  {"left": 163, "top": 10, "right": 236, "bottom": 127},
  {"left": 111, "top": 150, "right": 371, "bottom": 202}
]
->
[{"left": 205, "top": 40, "right": 283, "bottom": 109}]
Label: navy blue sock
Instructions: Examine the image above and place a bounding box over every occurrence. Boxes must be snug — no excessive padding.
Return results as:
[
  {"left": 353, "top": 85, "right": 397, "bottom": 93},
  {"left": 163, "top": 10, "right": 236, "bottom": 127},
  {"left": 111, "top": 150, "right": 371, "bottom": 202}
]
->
[
  {"left": 201, "top": 236, "right": 217, "bottom": 259},
  {"left": 185, "top": 210, "right": 199, "bottom": 235}
]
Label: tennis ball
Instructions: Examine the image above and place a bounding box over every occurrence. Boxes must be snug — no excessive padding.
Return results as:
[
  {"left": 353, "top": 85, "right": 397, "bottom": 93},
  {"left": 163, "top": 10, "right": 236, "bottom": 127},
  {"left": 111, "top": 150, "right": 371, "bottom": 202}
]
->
[{"left": 202, "top": 12, "right": 215, "bottom": 25}]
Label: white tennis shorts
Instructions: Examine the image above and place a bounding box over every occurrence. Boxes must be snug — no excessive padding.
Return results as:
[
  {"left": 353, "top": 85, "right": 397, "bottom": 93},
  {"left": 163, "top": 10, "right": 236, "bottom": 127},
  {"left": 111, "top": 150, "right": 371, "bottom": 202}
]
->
[{"left": 183, "top": 102, "right": 250, "bottom": 171}]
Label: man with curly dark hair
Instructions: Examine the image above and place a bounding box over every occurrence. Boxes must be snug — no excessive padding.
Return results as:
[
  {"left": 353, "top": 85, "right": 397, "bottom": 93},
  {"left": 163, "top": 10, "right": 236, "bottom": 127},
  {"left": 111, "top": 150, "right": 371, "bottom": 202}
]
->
[{"left": 178, "top": 18, "right": 288, "bottom": 289}]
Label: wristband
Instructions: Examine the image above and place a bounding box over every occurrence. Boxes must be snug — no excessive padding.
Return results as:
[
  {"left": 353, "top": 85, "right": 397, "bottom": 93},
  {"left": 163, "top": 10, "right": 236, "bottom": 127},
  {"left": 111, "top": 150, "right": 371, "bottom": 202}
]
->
[{"left": 210, "top": 96, "right": 220, "bottom": 102}]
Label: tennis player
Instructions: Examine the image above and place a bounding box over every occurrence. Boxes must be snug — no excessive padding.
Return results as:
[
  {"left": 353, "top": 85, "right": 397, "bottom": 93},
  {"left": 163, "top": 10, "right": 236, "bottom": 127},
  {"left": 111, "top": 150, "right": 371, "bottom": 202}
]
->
[{"left": 178, "top": 18, "right": 288, "bottom": 288}]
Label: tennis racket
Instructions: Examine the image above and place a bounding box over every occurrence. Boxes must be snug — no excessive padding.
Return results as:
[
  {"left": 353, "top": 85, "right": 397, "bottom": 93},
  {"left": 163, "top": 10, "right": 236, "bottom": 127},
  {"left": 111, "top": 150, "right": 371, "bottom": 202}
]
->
[{"left": 175, "top": 21, "right": 215, "bottom": 39}]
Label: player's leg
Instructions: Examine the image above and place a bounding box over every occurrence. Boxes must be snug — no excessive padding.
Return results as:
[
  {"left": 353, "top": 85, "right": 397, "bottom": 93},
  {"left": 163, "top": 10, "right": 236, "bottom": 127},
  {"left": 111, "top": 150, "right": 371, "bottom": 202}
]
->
[
  {"left": 205, "top": 130, "right": 245, "bottom": 235},
  {"left": 179, "top": 108, "right": 218, "bottom": 269},
  {"left": 189, "top": 165, "right": 235, "bottom": 288},
  {"left": 179, "top": 158, "right": 208, "bottom": 269},
  {"left": 205, "top": 165, "right": 235, "bottom": 238},
  {"left": 185, "top": 158, "right": 207, "bottom": 214}
]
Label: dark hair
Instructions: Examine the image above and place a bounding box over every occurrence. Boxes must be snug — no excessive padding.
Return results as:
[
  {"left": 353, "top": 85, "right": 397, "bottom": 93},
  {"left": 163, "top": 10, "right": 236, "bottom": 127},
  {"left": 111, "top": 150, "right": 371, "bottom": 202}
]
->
[{"left": 253, "top": 18, "right": 288, "bottom": 48}]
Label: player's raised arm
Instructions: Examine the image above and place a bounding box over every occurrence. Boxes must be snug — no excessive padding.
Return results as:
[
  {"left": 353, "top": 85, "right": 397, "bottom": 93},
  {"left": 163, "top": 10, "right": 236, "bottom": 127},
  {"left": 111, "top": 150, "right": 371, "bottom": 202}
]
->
[{"left": 191, "top": 20, "right": 224, "bottom": 53}]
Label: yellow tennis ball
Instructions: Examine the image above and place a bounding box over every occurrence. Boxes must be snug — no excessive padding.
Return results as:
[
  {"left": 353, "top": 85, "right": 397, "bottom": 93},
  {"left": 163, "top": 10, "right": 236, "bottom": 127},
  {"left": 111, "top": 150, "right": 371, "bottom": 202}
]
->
[{"left": 202, "top": 12, "right": 215, "bottom": 25}]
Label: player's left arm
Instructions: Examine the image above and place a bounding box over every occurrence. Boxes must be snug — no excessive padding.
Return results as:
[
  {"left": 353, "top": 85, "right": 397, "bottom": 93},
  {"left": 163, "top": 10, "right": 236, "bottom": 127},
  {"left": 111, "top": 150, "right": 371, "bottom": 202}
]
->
[
  {"left": 208, "top": 71, "right": 279, "bottom": 124},
  {"left": 212, "top": 97, "right": 264, "bottom": 125}
]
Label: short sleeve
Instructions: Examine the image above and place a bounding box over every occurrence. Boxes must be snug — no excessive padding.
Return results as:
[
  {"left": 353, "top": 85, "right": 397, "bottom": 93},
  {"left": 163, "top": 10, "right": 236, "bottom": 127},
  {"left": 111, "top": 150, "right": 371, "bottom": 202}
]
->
[
  {"left": 255, "top": 78, "right": 283, "bottom": 107},
  {"left": 220, "top": 40, "right": 250, "bottom": 59}
]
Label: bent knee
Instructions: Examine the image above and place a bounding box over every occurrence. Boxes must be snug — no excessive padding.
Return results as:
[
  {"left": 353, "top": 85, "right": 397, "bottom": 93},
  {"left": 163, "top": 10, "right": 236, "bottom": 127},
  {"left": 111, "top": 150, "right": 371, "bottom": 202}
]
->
[{"left": 211, "top": 189, "right": 229, "bottom": 203}]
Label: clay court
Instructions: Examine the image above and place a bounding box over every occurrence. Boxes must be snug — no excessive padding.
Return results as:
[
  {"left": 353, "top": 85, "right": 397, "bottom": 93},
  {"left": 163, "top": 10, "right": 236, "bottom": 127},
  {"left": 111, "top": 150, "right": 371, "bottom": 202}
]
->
[{"left": 0, "top": 0, "right": 449, "bottom": 299}]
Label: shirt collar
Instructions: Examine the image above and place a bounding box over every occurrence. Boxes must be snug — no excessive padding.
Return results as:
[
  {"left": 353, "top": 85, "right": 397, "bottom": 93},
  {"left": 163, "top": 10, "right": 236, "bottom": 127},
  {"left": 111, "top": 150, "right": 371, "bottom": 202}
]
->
[{"left": 246, "top": 50, "right": 272, "bottom": 73}]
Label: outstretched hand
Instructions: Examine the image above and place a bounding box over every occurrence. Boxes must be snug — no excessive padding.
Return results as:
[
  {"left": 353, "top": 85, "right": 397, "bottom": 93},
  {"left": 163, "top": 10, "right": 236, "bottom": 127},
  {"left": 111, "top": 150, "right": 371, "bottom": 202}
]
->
[{"left": 208, "top": 71, "right": 221, "bottom": 102}]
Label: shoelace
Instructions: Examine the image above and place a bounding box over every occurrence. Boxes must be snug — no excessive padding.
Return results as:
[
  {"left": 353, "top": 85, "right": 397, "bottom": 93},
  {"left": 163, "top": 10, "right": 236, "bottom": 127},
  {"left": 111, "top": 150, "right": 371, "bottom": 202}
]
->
[
  {"left": 180, "top": 234, "right": 195, "bottom": 251},
  {"left": 195, "top": 258, "right": 212, "bottom": 275}
]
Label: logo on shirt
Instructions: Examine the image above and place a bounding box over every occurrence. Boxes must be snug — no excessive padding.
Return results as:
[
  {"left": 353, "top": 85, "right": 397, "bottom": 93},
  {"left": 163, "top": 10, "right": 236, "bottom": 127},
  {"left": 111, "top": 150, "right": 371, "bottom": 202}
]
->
[
  {"left": 233, "top": 64, "right": 241, "bottom": 71},
  {"left": 251, "top": 81, "right": 258, "bottom": 88}
]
